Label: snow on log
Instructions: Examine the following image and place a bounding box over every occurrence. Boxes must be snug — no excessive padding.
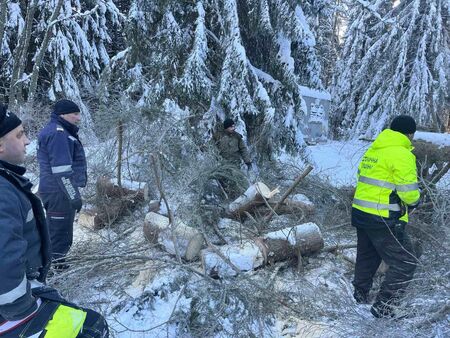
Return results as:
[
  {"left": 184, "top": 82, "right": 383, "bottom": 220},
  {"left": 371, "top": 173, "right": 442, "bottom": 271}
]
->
[
  {"left": 201, "top": 222, "right": 324, "bottom": 277},
  {"left": 228, "top": 182, "right": 279, "bottom": 215},
  {"left": 143, "top": 212, "right": 204, "bottom": 261}
]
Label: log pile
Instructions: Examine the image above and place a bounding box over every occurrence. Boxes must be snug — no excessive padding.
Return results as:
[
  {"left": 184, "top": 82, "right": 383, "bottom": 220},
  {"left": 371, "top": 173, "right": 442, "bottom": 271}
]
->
[{"left": 141, "top": 165, "right": 323, "bottom": 278}]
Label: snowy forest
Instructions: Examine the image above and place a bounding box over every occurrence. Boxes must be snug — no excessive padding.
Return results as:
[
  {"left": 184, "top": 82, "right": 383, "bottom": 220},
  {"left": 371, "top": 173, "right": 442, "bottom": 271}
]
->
[{"left": 1, "top": 0, "right": 449, "bottom": 337}]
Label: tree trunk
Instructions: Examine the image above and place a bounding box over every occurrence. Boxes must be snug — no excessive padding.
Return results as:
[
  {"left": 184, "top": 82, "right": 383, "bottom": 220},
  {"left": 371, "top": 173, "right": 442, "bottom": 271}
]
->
[
  {"left": 8, "top": 0, "right": 37, "bottom": 106},
  {"left": 28, "top": 0, "right": 63, "bottom": 101},
  {"left": 0, "top": 1, "right": 8, "bottom": 59},
  {"left": 228, "top": 182, "right": 279, "bottom": 215},
  {"left": 117, "top": 120, "right": 123, "bottom": 187},
  {"left": 143, "top": 212, "right": 204, "bottom": 261},
  {"left": 201, "top": 222, "right": 324, "bottom": 277}
]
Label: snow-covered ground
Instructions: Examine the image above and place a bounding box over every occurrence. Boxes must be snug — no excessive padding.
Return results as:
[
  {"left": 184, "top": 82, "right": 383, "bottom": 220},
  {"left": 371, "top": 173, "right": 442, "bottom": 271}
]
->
[{"left": 59, "top": 131, "right": 449, "bottom": 337}]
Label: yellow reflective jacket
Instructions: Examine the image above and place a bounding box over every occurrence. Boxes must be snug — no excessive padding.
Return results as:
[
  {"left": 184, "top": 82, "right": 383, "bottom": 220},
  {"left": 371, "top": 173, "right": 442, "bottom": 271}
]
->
[{"left": 352, "top": 129, "right": 420, "bottom": 222}]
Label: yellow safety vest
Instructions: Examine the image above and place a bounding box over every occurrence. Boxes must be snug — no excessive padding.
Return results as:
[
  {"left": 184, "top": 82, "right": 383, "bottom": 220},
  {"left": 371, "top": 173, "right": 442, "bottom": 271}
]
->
[{"left": 352, "top": 129, "right": 420, "bottom": 222}]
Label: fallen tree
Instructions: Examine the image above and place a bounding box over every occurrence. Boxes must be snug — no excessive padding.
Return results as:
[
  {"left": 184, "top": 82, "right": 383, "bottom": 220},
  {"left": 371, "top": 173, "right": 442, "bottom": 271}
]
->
[{"left": 201, "top": 222, "right": 324, "bottom": 277}]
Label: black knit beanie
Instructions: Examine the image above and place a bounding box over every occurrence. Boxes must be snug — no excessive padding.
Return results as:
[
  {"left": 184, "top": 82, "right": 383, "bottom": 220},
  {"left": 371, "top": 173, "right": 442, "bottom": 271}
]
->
[
  {"left": 53, "top": 99, "right": 80, "bottom": 115},
  {"left": 223, "top": 118, "right": 235, "bottom": 130},
  {"left": 390, "top": 115, "right": 416, "bottom": 135},
  {"left": 0, "top": 104, "right": 22, "bottom": 138}
]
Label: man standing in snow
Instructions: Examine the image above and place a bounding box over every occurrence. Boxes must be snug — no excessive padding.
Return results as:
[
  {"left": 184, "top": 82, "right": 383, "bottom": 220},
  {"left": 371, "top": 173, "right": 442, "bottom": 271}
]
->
[
  {"left": 37, "top": 99, "right": 87, "bottom": 269},
  {"left": 351, "top": 115, "right": 421, "bottom": 318},
  {"left": 213, "top": 118, "right": 252, "bottom": 169},
  {"left": 0, "top": 104, "right": 108, "bottom": 337}
]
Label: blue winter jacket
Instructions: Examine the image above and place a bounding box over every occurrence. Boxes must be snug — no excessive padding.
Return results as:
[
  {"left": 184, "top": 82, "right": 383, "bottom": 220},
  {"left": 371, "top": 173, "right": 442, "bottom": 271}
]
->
[
  {"left": 0, "top": 160, "right": 51, "bottom": 321},
  {"left": 37, "top": 113, "right": 87, "bottom": 200}
]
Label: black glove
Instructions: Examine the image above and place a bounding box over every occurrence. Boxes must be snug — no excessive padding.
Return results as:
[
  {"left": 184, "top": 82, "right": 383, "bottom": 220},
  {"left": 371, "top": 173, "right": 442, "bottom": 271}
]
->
[
  {"left": 246, "top": 163, "right": 252, "bottom": 170},
  {"left": 71, "top": 198, "right": 82, "bottom": 213}
]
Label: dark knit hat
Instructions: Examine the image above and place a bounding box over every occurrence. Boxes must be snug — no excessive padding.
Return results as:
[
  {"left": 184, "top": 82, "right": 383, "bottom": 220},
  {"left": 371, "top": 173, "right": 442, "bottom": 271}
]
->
[
  {"left": 390, "top": 115, "right": 417, "bottom": 135},
  {"left": 223, "top": 118, "right": 235, "bottom": 130},
  {"left": 53, "top": 99, "right": 80, "bottom": 115},
  {"left": 0, "top": 104, "right": 22, "bottom": 138}
]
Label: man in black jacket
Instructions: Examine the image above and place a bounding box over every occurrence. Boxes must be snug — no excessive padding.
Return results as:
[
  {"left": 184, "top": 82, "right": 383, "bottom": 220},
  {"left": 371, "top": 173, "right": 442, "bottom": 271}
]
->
[{"left": 0, "top": 104, "right": 108, "bottom": 337}]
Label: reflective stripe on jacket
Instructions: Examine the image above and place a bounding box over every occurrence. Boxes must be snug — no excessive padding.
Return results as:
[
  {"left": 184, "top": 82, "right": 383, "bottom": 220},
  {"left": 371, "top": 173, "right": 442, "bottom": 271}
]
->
[{"left": 352, "top": 129, "right": 420, "bottom": 222}]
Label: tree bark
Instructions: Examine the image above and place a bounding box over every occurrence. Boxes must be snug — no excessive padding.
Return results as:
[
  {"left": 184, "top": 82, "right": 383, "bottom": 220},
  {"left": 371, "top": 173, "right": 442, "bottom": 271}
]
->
[
  {"left": 28, "top": 0, "right": 64, "bottom": 101},
  {"left": 143, "top": 212, "right": 204, "bottom": 261},
  {"left": 0, "top": 1, "right": 8, "bottom": 55},
  {"left": 201, "top": 222, "right": 324, "bottom": 277},
  {"left": 8, "top": 0, "right": 37, "bottom": 105}
]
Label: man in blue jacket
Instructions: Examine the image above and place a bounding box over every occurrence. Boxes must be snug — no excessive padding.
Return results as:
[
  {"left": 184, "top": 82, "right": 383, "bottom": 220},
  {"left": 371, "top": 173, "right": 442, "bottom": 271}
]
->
[
  {"left": 37, "top": 99, "right": 87, "bottom": 268},
  {"left": 0, "top": 104, "right": 108, "bottom": 337}
]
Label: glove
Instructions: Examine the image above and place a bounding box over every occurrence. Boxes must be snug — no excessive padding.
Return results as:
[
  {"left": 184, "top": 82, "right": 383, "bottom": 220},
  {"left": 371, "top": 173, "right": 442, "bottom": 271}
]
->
[
  {"left": 71, "top": 198, "right": 82, "bottom": 213},
  {"left": 246, "top": 163, "right": 252, "bottom": 171}
]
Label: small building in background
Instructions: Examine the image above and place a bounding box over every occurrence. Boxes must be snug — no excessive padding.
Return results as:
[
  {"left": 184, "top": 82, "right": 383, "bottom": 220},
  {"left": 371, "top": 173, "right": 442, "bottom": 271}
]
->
[{"left": 299, "top": 85, "right": 331, "bottom": 143}]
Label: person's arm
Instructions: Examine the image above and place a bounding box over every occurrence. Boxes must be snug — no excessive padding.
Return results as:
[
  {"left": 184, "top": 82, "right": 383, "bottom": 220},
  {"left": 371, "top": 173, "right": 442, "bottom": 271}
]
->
[
  {"left": 0, "top": 188, "right": 38, "bottom": 320},
  {"left": 392, "top": 152, "right": 420, "bottom": 208},
  {"left": 238, "top": 136, "right": 251, "bottom": 165},
  {"left": 44, "top": 131, "right": 82, "bottom": 210}
]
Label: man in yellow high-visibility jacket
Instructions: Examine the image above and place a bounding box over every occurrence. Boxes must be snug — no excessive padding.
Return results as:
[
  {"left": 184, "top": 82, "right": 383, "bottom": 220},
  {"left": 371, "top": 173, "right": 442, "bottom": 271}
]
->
[{"left": 351, "top": 115, "right": 421, "bottom": 318}]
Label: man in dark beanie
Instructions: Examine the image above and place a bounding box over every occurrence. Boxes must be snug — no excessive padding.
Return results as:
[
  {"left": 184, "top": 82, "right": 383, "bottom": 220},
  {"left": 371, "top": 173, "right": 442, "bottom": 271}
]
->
[
  {"left": 213, "top": 118, "right": 252, "bottom": 168},
  {"left": 0, "top": 104, "right": 108, "bottom": 337},
  {"left": 351, "top": 114, "right": 420, "bottom": 318},
  {"left": 212, "top": 118, "right": 253, "bottom": 197},
  {"left": 37, "top": 99, "right": 87, "bottom": 270}
]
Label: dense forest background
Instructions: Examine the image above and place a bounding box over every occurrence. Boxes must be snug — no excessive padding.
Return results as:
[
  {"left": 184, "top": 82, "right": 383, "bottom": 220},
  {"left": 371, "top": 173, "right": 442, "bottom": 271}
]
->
[{"left": 1, "top": 0, "right": 448, "bottom": 149}]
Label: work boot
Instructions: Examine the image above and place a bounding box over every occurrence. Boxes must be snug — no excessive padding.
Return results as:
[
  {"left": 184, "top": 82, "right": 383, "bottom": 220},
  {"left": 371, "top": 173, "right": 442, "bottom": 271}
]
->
[
  {"left": 353, "top": 288, "right": 370, "bottom": 304},
  {"left": 370, "top": 300, "right": 393, "bottom": 318},
  {"left": 371, "top": 298, "right": 409, "bottom": 319}
]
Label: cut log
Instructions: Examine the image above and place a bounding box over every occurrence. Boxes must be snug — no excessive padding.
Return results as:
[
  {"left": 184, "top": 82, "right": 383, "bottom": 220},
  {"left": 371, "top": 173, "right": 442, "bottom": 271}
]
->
[
  {"left": 228, "top": 182, "right": 279, "bottom": 215},
  {"left": 201, "top": 222, "right": 324, "bottom": 277},
  {"left": 94, "top": 176, "right": 148, "bottom": 229},
  {"left": 264, "top": 222, "right": 324, "bottom": 255},
  {"left": 143, "top": 212, "right": 204, "bottom": 261}
]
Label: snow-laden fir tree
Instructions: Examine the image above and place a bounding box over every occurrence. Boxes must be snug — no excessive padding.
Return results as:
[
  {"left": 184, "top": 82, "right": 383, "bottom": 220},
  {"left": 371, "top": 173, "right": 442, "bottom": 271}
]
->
[
  {"left": 0, "top": 0, "right": 121, "bottom": 129},
  {"left": 332, "top": 0, "right": 450, "bottom": 138},
  {"left": 100, "top": 0, "right": 328, "bottom": 155}
]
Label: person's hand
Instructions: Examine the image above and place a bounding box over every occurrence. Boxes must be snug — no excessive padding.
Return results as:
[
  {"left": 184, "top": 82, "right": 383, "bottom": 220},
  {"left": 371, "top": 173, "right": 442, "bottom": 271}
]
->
[
  {"left": 246, "top": 163, "right": 252, "bottom": 171},
  {"left": 71, "top": 198, "right": 82, "bottom": 213}
]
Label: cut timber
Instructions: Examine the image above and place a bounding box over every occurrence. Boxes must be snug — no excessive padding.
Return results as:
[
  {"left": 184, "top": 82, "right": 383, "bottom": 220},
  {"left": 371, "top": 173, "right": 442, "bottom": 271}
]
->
[
  {"left": 228, "top": 182, "right": 279, "bottom": 215},
  {"left": 94, "top": 176, "right": 148, "bottom": 229},
  {"left": 264, "top": 222, "right": 324, "bottom": 255},
  {"left": 143, "top": 212, "right": 204, "bottom": 261},
  {"left": 201, "top": 222, "right": 324, "bottom": 277}
]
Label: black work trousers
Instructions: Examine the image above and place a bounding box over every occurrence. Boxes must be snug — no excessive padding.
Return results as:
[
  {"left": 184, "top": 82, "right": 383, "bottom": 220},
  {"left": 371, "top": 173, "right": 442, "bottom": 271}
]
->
[
  {"left": 40, "top": 192, "right": 75, "bottom": 262},
  {"left": 352, "top": 223, "right": 418, "bottom": 304}
]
